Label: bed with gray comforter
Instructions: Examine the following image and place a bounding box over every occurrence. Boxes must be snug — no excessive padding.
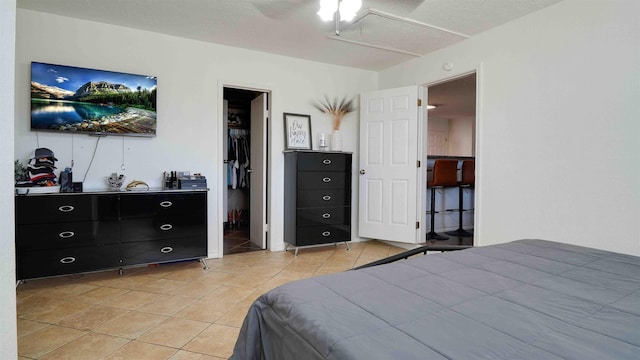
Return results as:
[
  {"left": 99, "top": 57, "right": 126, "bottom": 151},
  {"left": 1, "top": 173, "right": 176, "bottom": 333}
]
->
[{"left": 230, "top": 240, "right": 640, "bottom": 359}]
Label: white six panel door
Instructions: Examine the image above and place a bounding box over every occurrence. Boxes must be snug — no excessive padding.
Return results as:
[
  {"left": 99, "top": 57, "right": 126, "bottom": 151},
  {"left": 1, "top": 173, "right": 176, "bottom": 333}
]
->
[{"left": 358, "top": 86, "right": 421, "bottom": 243}]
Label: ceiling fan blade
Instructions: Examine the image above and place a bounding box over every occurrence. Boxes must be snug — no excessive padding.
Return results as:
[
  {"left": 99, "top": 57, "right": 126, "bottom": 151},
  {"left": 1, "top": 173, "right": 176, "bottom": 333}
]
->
[
  {"left": 251, "top": 0, "right": 313, "bottom": 20},
  {"left": 368, "top": 0, "right": 426, "bottom": 15}
]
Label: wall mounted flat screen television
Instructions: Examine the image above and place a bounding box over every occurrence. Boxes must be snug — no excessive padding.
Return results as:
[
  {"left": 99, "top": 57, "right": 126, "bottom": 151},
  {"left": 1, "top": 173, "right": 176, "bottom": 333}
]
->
[{"left": 30, "top": 62, "right": 157, "bottom": 137}]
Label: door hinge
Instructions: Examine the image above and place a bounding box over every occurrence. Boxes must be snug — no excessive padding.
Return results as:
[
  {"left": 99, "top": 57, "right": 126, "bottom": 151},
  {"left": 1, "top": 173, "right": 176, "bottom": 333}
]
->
[
  {"left": 417, "top": 160, "right": 421, "bottom": 168},
  {"left": 417, "top": 98, "right": 422, "bottom": 107},
  {"left": 263, "top": 224, "right": 269, "bottom": 232},
  {"left": 416, "top": 221, "right": 420, "bottom": 229}
]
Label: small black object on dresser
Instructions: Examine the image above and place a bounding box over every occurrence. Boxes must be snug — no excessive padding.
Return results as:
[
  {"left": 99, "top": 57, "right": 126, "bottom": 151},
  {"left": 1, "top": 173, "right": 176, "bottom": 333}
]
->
[
  {"left": 15, "top": 190, "right": 208, "bottom": 280},
  {"left": 284, "top": 150, "right": 352, "bottom": 256}
]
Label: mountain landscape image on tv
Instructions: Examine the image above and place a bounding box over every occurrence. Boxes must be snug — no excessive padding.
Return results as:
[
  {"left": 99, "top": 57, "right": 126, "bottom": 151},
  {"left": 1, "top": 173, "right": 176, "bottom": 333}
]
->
[{"left": 30, "top": 62, "right": 157, "bottom": 136}]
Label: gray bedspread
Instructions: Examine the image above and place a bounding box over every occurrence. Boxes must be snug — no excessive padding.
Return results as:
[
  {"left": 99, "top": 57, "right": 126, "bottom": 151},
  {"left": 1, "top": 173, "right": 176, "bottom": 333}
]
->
[{"left": 230, "top": 240, "right": 640, "bottom": 359}]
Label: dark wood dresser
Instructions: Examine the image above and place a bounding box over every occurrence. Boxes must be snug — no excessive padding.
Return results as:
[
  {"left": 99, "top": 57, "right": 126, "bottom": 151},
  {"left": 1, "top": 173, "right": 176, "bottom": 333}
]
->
[
  {"left": 284, "top": 151, "right": 352, "bottom": 255},
  {"left": 15, "top": 190, "right": 208, "bottom": 280}
]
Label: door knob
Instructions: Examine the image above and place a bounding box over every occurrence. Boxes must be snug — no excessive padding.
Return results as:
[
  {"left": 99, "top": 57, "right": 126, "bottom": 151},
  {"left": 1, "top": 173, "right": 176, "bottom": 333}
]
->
[{"left": 359, "top": 169, "right": 366, "bottom": 175}]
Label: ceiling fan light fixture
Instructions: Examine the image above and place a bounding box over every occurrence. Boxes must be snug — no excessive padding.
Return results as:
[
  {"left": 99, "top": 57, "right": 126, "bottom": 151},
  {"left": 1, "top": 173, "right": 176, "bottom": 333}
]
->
[
  {"left": 318, "top": 0, "right": 361, "bottom": 22},
  {"left": 317, "top": 0, "right": 338, "bottom": 21},
  {"left": 339, "top": 0, "right": 362, "bottom": 21}
]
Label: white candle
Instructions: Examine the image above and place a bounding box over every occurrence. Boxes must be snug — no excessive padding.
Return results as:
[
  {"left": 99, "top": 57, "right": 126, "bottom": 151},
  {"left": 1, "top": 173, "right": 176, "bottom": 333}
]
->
[{"left": 318, "top": 133, "right": 328, "bottom": 150}]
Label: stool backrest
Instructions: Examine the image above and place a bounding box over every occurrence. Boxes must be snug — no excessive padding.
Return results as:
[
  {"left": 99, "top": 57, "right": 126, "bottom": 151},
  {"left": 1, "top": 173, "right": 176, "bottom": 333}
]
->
[
  {"left": 461, "top": 160, "right": 475, "bottom": 186},
  {"left": 430, "top": 159, "right": 458, "bottom": 187}
]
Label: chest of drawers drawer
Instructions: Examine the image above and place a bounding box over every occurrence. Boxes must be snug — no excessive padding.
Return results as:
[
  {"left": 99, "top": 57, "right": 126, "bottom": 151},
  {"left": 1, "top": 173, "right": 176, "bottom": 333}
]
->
[
  {"left": 298, "top": 172, "right": 347, "bottom": 190},
  {"left": 16, "top": 244, "right": 121, "bottom": 280},
  {"left": 297, "top": 189, "right": 348, "bottom": 207},
  {"left": 120, "top": 215, "right": 206, "bottom": 243},
  {"left": 121, "top": 236, "right": 206, "bottom": 266},
  {"left": 120, "top": 192, "right": 206, "bottom": 218},
  {"left": 16, "top": 194, "right": 119, "bottom": 223},
  {"left": 296, "top": 152, "right": 349, "bottom": 172},
  {"left": 297, "top": 207, "right": 350, "bottom": 226},
  {"left": 295, "top": 225, "right": 350, "bottom": 246},
  {"left": 16, "top": 220, "right": 120, "bottom": 251}
]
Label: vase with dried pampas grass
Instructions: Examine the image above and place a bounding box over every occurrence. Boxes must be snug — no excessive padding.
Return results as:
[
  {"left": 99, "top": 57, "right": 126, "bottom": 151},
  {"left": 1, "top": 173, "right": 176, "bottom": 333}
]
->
[{"left": 312, "top": 95, "right": 356, "bottom": 151}]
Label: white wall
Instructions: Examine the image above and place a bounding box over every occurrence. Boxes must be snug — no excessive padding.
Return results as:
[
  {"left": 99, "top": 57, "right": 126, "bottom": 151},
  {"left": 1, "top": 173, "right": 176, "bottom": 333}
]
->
[
  {"left": 381, "top": 0, "right": 640, "bottom": 255},
  {"left": 0, "top": 1, "right": 18, "bottom": 357},
  {"left": 15, "top": 9, "right": 377, "bottom": 257},
  {"left": 448, "top": 116, "right": 475, "bottom": 156},
  {"left": 426, "top": 117, "right": 449, "bottom": 155}
]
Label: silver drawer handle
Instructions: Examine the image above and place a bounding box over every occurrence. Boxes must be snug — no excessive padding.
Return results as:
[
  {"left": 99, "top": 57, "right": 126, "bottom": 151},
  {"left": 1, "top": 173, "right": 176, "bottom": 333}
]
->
[
  {"left": 322, "top": 213, "right": 331, "bottom": 219},
  {"left": 322, "top": 159, "right": 332, "bottom": 165},
  {"left": 322, "top": 195, "right": 331, "bottom": 201},
  {"left": 160, "top": 224, "right": 173, "bottom": 231},
  {"left": 160, "top": 246, "right": 173, "bottom": 253},
  {"left": 58, "top": 205, "right": 74, "bottom": 212},
  {"left": 322, "top": 177, "right": 332, "bottom": 183},
  {"left": 60, "top": 257, "right": 76, "bottom": 264},
  {"left": 160, "top": 201, "right": 173, "bottom": 208},
  {"left": 59, "top": 231, "right": 75, "bottom": 238},
  {"left": 322, "top": 231, "right": 331, "bottom": 237}
]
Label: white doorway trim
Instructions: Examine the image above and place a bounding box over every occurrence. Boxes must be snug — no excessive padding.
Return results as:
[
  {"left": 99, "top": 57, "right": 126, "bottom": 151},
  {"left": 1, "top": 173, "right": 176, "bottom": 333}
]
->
[
  {"left": 217, "top": 80, "right": 273, "bottom": 256},
  {"left": 420, "top": 64, "right": 483, "bottom": 245}
]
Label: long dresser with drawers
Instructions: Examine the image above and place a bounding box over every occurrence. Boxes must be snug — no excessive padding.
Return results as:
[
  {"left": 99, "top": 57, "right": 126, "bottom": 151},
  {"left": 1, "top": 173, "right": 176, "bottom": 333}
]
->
[
  {"left": 15, "top": 190, "right": 208, "bottom": 280},
  {"left": 284, "top": 150, "right": 352, "bottom": 256}
]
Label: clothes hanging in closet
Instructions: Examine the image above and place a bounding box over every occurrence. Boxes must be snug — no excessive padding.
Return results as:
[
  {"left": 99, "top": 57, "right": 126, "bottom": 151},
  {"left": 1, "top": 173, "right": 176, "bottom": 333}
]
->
[{"left": 228, "top": 129, "right": 250, "bottom": 189}]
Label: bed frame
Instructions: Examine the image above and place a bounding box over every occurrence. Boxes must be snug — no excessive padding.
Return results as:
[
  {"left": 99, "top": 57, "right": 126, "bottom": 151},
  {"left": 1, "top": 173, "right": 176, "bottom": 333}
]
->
[{"left": 353, "top": 244, "right": 472, "bottom": 269}]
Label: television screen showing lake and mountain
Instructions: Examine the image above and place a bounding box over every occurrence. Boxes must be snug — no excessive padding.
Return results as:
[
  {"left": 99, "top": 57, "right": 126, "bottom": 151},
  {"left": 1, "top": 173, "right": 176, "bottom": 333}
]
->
[{"left": 30, "top": 62, "right": 157, "bottom": 137}]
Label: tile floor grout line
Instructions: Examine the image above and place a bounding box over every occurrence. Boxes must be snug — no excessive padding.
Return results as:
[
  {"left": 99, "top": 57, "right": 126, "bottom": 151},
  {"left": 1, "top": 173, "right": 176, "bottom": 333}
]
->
[{"left": 17, "top": 240, "right": 414, "bottom": 359}]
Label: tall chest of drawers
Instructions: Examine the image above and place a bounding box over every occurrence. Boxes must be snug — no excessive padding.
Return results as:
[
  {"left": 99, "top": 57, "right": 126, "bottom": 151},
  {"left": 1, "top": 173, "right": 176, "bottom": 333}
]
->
[
  {"left": 284, "top": 151, "right": 352, "bottom": 255},
  {"left": 15, "top": 190, "right": 208, "bottom": 280}
]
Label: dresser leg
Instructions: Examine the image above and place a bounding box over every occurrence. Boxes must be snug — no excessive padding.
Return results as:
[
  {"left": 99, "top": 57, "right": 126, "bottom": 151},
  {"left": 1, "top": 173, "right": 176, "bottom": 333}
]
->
[
  {"left": 118, "top": 268, "right": 123, "bottom": 275},
  {"left": 344, "top": 241, "right": 350, "bottom": 251},
  {"left": 294, "top": 247, "right": 299, "bottom": 257},
  {"left": 200, "top": 258, "right": 209, "bottom": 270}
]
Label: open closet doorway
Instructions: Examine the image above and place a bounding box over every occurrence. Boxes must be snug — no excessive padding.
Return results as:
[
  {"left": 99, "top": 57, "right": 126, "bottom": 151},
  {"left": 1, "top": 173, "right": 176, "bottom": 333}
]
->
[
  {"left": 223, "top": 87, "right": 270, "bottom": 255},
  {"left": 425, "top": 72, "right": 476, "bottom": 246}
]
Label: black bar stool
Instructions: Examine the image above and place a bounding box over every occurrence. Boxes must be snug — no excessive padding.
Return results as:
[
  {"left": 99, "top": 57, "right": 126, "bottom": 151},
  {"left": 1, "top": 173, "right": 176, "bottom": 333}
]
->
[
  {"left": 446, "top": 159, "right": 474, "bottom": 237},
  {"left": 427, "top": 159, "right": 458, "bottom": 240}
]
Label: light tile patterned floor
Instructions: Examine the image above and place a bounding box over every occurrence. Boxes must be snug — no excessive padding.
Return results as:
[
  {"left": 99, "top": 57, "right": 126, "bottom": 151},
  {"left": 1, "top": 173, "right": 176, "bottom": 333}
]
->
[{"left": 16, "top": 241, "right": 406, "bottom": 359}]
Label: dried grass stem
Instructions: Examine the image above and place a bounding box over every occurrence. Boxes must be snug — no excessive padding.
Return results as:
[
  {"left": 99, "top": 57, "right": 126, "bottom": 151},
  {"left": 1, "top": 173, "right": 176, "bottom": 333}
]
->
[{"left": 312, "top": 95, "right": 356, "bottom": 131}]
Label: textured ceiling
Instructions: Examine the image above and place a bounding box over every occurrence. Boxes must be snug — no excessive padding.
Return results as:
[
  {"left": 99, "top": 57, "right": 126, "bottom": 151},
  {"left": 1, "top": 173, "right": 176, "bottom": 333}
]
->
[
  {"left": 428, "top": 73, "right": 476, "bottom": 120},
  {"left": 17, "top": 0, "right": 565, "bottom": 71},
  {"left": 336, "top": 9, "right": 469, "bottom": 56}
]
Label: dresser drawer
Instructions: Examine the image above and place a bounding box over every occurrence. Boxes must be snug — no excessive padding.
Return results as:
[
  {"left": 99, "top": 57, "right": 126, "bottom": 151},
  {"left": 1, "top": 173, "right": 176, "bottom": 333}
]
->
[
  {"left": 297, "top": 190, "right": 348, "bottom": 207},
  {"left": 16, "top": 220, "right": 120, "bottom": 251},
  {"left": 298, "top": 172, "right": 347, "bottom": 190},
  {"left": 120, "top": 216, "right": 206, "bottom": 243},
  {"left": 293, "top": 225, "right": 350, "bottom": 246},
  {"left": 120, "top": 192, "right": 207, "bottom": 218},
  {"left": 16, "top": 244, "right": 121, "bottom": 280},
  {"left": 121, "top": 236, "right": 206, "bottom": 266},
  {"left": 16, "top": 194, "right": 119, "bottom": 224},
  {"left": 297, "top": 152, "right": 350, "bottom": 172},
  {"left": 297, "top": 207, "right": 350, "bottom": 226}
]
